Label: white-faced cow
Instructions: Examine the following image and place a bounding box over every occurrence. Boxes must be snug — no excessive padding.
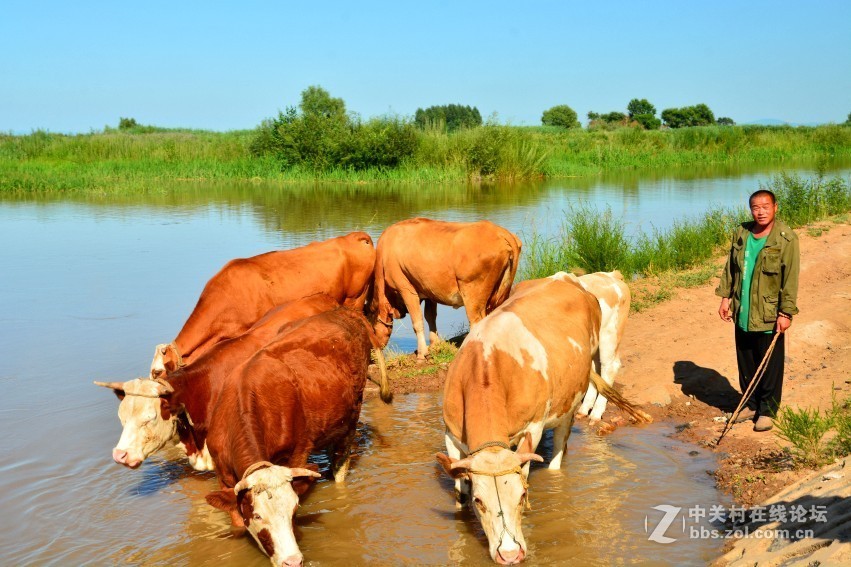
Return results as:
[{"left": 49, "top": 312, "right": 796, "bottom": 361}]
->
[
  {"left": 96, "top": 294, "right": 390, "bottom": 471},
  {"left": 203, "top": 307, "right": 380, "bottom": 567},
  {"left": 150, "top": 231, "right": 376, "bottom": 378},
  {"left": 370, "top": 218, "right": 521, "bottom": 359},
  {"left": 564, "top": 271, "right": 631, "bottom": 421},
  {"left": 437, "top": 273, "right": 649, "bottom": 564}
]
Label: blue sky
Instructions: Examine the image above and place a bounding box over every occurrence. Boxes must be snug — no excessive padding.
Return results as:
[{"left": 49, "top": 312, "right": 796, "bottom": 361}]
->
[{"left": 2, "top": 1, "right": 849, "bottom": 133}]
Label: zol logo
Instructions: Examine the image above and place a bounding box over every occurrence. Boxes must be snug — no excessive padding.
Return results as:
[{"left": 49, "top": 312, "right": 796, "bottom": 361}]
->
[{"left": 645, "top": 505, "right": 684, "bottom": 544}]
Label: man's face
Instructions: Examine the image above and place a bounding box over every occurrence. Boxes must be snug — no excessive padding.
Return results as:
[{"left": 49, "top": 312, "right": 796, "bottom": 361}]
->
[{"left": 749, "top": 194, "right": 777, "bottom": 227}]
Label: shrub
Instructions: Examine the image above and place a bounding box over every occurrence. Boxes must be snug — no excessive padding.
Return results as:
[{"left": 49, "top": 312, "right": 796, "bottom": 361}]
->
[
  {"left": 774, "top": 405, "right": 834, "bottom": 468},
  {"left": 562, "top": 204, "right": 630, "bottom": 273},
  {"left": 542, "top": 105, "right": 580, "bottom": 129},
  {"left": 118, "top": 117, "right": 139, "bottom": 130},
  {"left": 661, "top": 104, "right": 716, "bottom": 128},
  {"left": 627, "top": 98, "right": 656, "bottom": 118}
]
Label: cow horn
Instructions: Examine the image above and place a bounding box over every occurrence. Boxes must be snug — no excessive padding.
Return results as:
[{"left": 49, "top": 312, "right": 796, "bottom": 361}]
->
[
  {"left": 233, "top": 479, "right": 249, "bottom": 495},
  {"left": 93, "top": 380, "right": 125, "bottom": 390},
  {"left": 153, "top": 378, "right": 174, "bottom": 395},
  {"left": 290, "top": 467, "right": 322, "bottom": 479}
]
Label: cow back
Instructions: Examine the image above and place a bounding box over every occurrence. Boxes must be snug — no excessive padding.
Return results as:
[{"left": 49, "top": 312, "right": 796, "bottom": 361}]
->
[
  {"left": 173, "top": 232, "right": 375, "bottom": 363},
  {"left": 206, "top": 308, "right": 374, "bottom": 488},
  {"left": 443, "top": 275, "right": 601, "bottom": 449}
]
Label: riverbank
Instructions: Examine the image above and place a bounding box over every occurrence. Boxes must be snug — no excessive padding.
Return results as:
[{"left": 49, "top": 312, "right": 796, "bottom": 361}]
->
[
  {"left": 2, "top": 124, "right": 850, "bottom": 192},
  {"left": 366, "top": 217, "right": 851, "bottom": 558}
]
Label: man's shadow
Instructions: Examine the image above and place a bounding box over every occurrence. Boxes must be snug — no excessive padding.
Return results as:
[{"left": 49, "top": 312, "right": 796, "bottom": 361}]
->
[{"left": 673, "top": 361, "right": 741, "bottom": 413}]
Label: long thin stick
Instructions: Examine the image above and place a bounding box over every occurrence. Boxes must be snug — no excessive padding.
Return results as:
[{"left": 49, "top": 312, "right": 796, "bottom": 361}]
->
[{"left": 716, "top": 332, "right": 781, "bottom": 446}]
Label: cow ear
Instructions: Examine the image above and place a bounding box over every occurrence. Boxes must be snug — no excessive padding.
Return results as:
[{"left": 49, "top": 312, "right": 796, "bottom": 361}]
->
[
  {"left": 291, "top": 477, "right": 317, "bottom": 497},
  {"left": 113, "top": 389, "right": 126, "bottom": 401},
  {"left": 436, "top": 453, "right": 469, "bottom": 480},
  {"left": 159, "top": 398, "right": 172, "bottom": 420},
  {"left": 206, "top": 490, "right": 237, "bottom": 512}
]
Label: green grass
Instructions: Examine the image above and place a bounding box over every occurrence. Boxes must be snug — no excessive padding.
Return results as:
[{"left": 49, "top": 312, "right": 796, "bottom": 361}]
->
[
  {"left": 2, "top": 124, "right": 850, "bottom": 193},
  {"left": 520, "top": 174, "right": 851, "bottom": 283},
  {"left": 774, "top": 405, "right": 835, "bottom": 468}
]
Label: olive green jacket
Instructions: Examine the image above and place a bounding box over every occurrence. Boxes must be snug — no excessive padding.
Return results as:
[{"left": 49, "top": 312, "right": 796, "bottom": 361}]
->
[{"left": 715, "top": 218, "right": 800, "bottom": 332}]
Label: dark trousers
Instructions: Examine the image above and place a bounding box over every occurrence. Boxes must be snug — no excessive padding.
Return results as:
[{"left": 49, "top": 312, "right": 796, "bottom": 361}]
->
[{"left": 735, "top": 327, "right": 785, "bottom": 416}]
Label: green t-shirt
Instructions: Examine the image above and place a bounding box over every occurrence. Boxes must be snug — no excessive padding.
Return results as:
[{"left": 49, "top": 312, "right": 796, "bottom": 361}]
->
[{"left": 737, "top": 232, "right": 767, "bottom": 331}]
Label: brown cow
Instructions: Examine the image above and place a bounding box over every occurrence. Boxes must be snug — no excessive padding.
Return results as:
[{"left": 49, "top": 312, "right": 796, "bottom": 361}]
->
[
  {"left": 150, "top": 231, "right": 375, "bottom": 377},
  {"left": 436, "top": 272, "right": 649, "bottom": 564},
  {"left": 96, "top": 294, "right": 390, "bottom": 470},
  {"left": 203, "top": 308, "right": 378, "bottom": 567},
  {"left": 370, "top": 218, "right": 521, "bottom": 359}
]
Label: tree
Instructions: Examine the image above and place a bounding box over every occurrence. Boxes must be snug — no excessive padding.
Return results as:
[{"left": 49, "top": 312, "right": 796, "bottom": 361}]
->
[
  {"left": 627, "top": 98, "right": 656, "bottom": 119},
  {"left": 717, "top": 117, "right": 736, "bottom": 126},
  {"left": 661, "top": 104, "right": 716, "bottom": 128},
  {"left": 414, "top": 104, "right": 482, "bottom": 131},
  {"left": 299, "top": 85, "right": 346, "bottom": 120},
  {"left": 118, "top": 117, "right": 139, "bottom": 130},
  {"left": 541, "top": 105, "right": 580, "bottom": 129},
  {"left": 634, "top": 114, "right": 661, "bottom": 130},
  {"left": 845, "top": 112, "right": 851, "bottom": 125}
]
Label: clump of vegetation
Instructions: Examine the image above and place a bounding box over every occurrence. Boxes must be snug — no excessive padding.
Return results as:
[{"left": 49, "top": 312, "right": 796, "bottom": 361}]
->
[
  {"left": 427, "top": 340, "right": 458, "bottom": 365},
  {"left": 661, "top": 103, "right": 716, "bottom": 128},
  {"left": 774, "top": 405, "right": 835, "bottom": 468},
  {"left": 415, "top": 104, "right": 482, "bottom": 132},
  {"left": 541, "top": 105, "right": 580, "bottom": 129},
  {"left": 772, "top": 392, "right": 851, "bottom": 468},
  {"left": 763, "top": 173, "right": 851, "bottom": 227}
]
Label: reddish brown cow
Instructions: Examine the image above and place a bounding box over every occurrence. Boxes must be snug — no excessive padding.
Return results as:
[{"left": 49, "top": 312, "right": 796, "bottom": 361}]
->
[
  {"left": 150, "top": 232, "right": 375, "bottom": 377},
  {"left": 97, "top": 295, "right": 390, "bottom": 470},
  {"left": 203, "top": 308, "right": 379, "bottom": 567},
  {"left": 370, "top": 218, "right": 521, "bottom": 358}
]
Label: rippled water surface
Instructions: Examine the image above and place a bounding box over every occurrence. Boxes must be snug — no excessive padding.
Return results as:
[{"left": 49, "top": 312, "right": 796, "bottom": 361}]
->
[{"left": 2, "top": 160, "right": 848, "bottom": 564}]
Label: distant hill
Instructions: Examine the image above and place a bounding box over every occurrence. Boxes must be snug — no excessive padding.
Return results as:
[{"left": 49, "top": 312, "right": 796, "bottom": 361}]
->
[{"left": 744, "top": 118, "right": 823, "bottom": 127}]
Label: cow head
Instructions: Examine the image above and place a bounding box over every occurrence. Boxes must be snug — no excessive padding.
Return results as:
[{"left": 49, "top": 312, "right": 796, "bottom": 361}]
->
[
  {"left": 368, "top": 302, "right": 399, "bottom": 350},
  {"left": 94, "top": 378, "right": 178, "bottom": 468},
  {"left": 212, "top": 463, "right": 321, "bottom": 567},
  {"left": 150, "top": 342, "right": 182, "bottom": 378},
  {"left": 437, "top": 444, "right": 543, "bottom": 564}
]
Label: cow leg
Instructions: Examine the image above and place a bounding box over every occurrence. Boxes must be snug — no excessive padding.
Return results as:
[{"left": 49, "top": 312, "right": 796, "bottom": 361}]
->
[
  {"left": 445, "top": 432, "right": 469, "bottom": 509},
  {"left": 331, "top": 428, "right": 357, "bottom": 483},
  {"left": 549, "top": 414, "right": 575, "bottom": 470},
  {"left": 424, "top": 300, "right": 441, "bottom": 346},
  {"left": 400, "top": 289, "right": 428, "bottom": 359}
]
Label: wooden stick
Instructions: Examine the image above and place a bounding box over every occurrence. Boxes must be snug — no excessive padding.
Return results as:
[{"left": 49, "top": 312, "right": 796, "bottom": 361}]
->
[{"left": 716, "top": 332, "right": 781, "bottom": 446}]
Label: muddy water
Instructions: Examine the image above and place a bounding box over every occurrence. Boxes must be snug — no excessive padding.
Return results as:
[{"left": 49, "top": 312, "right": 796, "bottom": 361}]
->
[{"left": 7, "top": 393, "right": 726, "bottom": 566}]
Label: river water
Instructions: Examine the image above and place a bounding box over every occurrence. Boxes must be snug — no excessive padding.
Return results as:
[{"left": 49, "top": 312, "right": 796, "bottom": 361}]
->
[{"left": 0, "top": 160, "right": 847, "bottom": 564}]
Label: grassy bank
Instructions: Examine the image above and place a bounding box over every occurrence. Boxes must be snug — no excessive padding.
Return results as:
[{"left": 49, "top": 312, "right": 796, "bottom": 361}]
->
[
  {"left": 2, "top": 124, "right": 850, "bottom": 193},
  {"left": 519, "top": 173, "right": 851, "bottom": 310}
]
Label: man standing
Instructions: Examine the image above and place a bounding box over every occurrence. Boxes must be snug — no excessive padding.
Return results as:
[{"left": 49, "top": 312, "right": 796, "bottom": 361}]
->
[{"left": 716, "top": 189, "right": 800, "bottom": 432}]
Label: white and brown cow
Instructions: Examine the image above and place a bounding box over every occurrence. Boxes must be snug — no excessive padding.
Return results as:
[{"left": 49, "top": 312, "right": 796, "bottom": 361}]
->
[
  {"left": 437, "top": 273, "right": 648, "bottom": 564},
  {"left": 370, "top": 218, "right": 521, "bottom": 359},
  {"left": 96, "top": 295, "right": 390, "bottom": 471},
  {"left": 568, "top": 271, "right": 631, "bottom": 420},
  {"left": 150, "top": 231, "right": 376, "bottom": 378},
  {"left": 203, "top": 308, "right": 380, "bottom": 567}
]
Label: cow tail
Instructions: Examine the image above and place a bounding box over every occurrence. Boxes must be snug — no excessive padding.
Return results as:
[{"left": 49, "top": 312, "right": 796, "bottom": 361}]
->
[
  {"left": 371, "top": 346, "right": 393, "bottom": 404},
  {"left": 587, "top": 371, "right": 652, "bottom": 423},
  {"left": 489, "top": 234, "right": 521, "bottom": 312}
]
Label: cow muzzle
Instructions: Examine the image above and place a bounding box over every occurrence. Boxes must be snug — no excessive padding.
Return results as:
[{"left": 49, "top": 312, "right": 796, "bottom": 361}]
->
[
  {"left": 112, "top": 448, "right": 141, "bottom": 468},
  {"left": 495, "top": 546, "right": 525, "bottom": 565}
]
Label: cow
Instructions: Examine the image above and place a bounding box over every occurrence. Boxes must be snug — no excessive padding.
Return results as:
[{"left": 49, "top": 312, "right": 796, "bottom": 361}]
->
[
  {"left": 150, "top": 231, "right": 376, "bottom": 378},
  {"left": 96, "top": 294, "right": 391, "bottom": 470},
  {"left": 564, "top": 271, "right": 631, "bottom": 421},
  {"left": 436, "top": 273, "right": 649, "bottom": 564},
  {"left": 203, "top": 308, "right": 379, "bottom": 567},
  {"left": 370, "top": 218, "right": 521, "bottom": 359}
]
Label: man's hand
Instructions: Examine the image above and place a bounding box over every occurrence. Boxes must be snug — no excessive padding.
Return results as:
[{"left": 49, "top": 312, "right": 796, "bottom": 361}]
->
[
  {"left": 776, "top": 314, "right": 792, "bottom": 333},
  {"left": 718, "top": 297, "right": 732, "bottom": 322}
]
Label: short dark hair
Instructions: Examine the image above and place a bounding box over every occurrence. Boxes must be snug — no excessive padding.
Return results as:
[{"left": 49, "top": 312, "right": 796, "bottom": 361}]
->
[{"left": 749, "top": 189, "right": 776, "bottom": 206}]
